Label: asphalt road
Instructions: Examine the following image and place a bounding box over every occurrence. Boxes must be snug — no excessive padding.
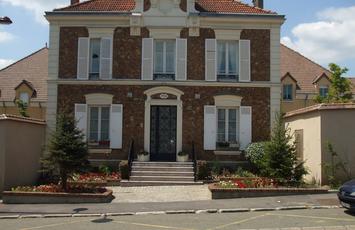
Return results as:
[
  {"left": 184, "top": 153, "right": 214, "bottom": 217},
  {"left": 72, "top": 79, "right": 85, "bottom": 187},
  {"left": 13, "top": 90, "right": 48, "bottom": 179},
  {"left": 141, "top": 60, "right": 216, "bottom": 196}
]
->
[{"left": 0, "top": 208, "right": 354, "bottom": 230}]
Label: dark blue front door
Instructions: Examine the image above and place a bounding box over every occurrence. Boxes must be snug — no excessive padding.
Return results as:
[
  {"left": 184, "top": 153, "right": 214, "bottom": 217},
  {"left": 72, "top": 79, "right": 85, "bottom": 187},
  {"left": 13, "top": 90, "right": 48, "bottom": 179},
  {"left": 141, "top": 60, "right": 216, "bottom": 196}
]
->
[{"left": 150, "top": 106, "right": 177, "bottom": 161}]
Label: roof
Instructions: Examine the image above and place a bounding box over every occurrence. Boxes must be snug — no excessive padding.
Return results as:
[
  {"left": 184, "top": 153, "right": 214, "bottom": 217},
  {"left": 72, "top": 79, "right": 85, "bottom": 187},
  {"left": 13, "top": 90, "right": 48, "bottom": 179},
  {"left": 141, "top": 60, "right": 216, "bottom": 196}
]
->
[
  {"left": 195, "top": 0, "right": 276, "bottom": 14},
  {"left": 280, "top": 44, "right": 332, "bottom": 94},
  {"left": 54, "top": 0, "right": 135, "bottom": 12},
  {"left": 54, "top": 0, "right": 277, "bottom": 14},
  {"left": 284, "top": 103, "right": 355, "bottom": 119},
  {"left": 0, "top": 47, "right": 48, "bottom": 102}
]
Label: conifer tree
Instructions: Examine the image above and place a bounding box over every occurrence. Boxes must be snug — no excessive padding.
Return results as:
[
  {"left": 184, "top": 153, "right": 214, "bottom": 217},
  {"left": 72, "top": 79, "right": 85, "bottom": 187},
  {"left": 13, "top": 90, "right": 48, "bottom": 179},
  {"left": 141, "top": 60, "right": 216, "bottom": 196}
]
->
[{"left": 42, "top": 113, "right": 88, "bottom": 191}]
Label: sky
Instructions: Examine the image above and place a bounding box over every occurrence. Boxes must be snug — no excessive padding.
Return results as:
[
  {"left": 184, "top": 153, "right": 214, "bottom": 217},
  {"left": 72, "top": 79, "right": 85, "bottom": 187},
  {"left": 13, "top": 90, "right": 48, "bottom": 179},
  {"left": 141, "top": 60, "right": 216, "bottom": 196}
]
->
[{"left": 0, "top": 0, "right": 355, "bottom": 76}]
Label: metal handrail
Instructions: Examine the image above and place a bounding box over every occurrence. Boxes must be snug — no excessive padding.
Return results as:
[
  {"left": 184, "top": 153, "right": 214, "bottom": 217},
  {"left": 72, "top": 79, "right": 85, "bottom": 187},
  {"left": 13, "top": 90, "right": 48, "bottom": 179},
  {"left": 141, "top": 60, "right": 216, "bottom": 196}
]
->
[
  {"left": 192, "top": 141, "right": 197, "bottom": 181},
  {"left": 128, "top": 139, "right": 134, "bottom": 178}
]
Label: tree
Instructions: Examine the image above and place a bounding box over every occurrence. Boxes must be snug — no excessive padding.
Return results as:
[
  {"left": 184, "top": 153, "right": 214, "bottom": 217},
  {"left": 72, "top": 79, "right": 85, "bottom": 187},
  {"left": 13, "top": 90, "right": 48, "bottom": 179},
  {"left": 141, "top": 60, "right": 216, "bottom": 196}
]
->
[
  {"left": 15, "top": 99, "right": 29, "bottom": 117},
  {"left": 42, "top": 113, "right": 88, "bottom": 191},
  {"left": 261, "top": 113, "right": 307, "bottom": 185},
  {"left": 316, "top": 63, "right": 353, "bottom": 103}
]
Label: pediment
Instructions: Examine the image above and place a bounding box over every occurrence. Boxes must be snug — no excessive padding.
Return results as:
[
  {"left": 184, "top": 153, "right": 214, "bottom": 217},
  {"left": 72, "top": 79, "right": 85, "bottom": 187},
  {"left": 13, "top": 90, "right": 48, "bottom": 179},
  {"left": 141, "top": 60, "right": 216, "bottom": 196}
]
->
[{"left": 144, "top": 0, "right": 186, "bottom": 17}]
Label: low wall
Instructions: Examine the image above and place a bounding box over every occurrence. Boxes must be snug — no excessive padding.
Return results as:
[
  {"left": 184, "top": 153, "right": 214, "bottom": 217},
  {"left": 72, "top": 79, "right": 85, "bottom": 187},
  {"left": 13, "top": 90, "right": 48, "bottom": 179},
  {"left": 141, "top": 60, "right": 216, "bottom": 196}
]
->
[{"left": 0, "top": 115, "right": 46, "bottom": 194}]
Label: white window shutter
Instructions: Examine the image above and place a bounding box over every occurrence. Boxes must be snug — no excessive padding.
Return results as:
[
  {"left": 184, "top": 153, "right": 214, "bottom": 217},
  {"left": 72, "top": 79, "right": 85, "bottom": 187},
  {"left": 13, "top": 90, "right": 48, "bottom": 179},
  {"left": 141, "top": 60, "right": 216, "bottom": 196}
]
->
[
  {"left": 205, "top": 39, "right": 217, "bottom": 81},
  {"left": 204, "top": 105, "right": 217, "bottom": 150},
  {"left": 100, "top": 37, "right": 113, "bottom": 80},
  {"left": 75, "top": 104, "right": 88, "bottom": 141},
  {"left": 142, "top": 38, "right": 153, "bottom": 80},
  {"left": 239, "top": 106, "right": 252, "bottom": 150},
  {"left": 175, "top": 38, "right": 187, "bottom": 81},
  {"left": 77, "top": 37, "right": 90, "bottom": 80},
  {"left": 239, "top": 40, "right": 251, "bottom": 82},
  {"left": 110, "top": 104, "right": 123, "bottom": 149}
]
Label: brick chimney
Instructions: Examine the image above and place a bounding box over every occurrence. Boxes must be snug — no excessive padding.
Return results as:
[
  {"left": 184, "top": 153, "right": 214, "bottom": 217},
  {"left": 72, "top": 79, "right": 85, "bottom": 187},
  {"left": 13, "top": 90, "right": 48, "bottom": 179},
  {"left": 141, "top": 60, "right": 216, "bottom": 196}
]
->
[
  {"left": 252, "top": 0, "right": 264, "bottom": 9},
  {"left": 71, "top": 0, "right": 79, "bottom": 5}
]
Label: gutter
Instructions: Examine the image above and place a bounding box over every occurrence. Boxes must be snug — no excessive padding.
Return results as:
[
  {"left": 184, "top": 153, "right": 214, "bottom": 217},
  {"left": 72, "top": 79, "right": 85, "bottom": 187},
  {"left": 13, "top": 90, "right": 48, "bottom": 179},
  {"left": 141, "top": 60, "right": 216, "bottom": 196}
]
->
[
  {"left": 196, "top": 12, "right": 285, "bottom": 20},
  {"left": 45, "top": 11, "right": 132, "bottom": 16}
]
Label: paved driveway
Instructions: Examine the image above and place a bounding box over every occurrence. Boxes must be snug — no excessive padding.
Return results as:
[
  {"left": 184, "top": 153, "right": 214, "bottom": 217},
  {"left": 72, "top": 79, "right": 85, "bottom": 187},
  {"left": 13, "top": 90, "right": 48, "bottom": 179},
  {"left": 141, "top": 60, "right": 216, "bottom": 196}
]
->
[
  {"left": 110, "top": 185, "right": 211, "bottom": 203},
  {"left": 0, "top": 209, "right": 354, "bottom": 230}
]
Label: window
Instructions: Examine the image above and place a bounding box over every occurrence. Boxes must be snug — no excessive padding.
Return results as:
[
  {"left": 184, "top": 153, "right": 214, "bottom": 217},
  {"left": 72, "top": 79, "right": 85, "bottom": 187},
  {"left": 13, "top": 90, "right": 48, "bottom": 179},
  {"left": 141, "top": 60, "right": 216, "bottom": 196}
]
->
[
  {"left": 283, "top": 84, "right": 293, "bottom": 101},
  {"left": 295, "top": 129, "right": 304, "bottom": 160},
  {"left": 89, "top": 38, "right": 101, "bottom": 79},
  {"left": 217, "top": 41, "right": 239, "bottom": 81},
  {"left": 88, "top": 106, "right": 110, "bottom": 144},
  {"left": 217, "top": 108, "right": 239, "bottom": 145},
  {"left": 319, "top": 86, "right": 329, "bottom": 98},
  {"left": 19, "top": 92, "right": 29, "bottom": 104},
  {"left": 154, "top": 40, "right": 175, "bottom": 80}
]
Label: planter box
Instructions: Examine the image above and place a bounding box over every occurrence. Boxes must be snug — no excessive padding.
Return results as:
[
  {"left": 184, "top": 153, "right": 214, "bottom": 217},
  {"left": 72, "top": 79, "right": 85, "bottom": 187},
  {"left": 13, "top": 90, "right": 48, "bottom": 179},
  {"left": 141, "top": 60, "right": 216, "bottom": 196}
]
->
[
  {"left": 177, "top": 155, "right": 189, "bottom": 162},
  {"left": 208, "top": 184, "right": 329, "bottom": 199},
  {"left": 138, "top": 154, "right": 150, "bottom": 162},
  {"left": 68, "top": 180, "right": 120, "bottom": 187},
  {"left": 2, "top": 189, "right": 114, "bottom": 204}
]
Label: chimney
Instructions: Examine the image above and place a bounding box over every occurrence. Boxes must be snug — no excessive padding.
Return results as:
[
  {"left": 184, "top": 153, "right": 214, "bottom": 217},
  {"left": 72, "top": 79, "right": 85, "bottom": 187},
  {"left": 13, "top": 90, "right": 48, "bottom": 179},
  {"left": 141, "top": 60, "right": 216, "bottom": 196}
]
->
[
  {"left": 71, "top": 0, "right": 79, "bottom": 5},
  {"left": 253, "top": 0, "right": 264, "bottom": 9}
]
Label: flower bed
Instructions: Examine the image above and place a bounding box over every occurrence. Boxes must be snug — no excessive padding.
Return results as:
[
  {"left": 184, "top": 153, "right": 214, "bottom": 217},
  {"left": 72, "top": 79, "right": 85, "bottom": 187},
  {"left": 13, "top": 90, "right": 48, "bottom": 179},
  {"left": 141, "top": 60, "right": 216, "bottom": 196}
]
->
[
  {"left": 209, "top": 177, "right": 329, "bottom": 199},
  {"left": 3, "top": 184, "right": 113, "bottom": 204},
  {"left": 68, "top": 172, "right": 120, "bottom": 187}
]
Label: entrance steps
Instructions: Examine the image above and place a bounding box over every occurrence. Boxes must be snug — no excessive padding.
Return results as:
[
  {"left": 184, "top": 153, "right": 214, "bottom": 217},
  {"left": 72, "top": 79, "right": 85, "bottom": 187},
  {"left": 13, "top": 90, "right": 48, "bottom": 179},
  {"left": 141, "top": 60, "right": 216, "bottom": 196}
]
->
[{"left": 120, "top": 161, "right": 203, "bottom": 187}]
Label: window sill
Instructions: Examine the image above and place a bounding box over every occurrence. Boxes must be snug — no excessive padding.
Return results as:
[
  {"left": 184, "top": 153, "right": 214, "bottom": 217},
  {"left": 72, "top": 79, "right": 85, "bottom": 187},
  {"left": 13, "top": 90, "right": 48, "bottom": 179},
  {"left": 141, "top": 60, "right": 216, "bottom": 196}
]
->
[
  {"left": 282, "top": 100, "right": 294, "bottom": 103},
  {"left": 214, "top": 150, "right": 242, "bottom": 156},
  {"left": 88, "top": 148, "right": 112, "bottom": 154}
]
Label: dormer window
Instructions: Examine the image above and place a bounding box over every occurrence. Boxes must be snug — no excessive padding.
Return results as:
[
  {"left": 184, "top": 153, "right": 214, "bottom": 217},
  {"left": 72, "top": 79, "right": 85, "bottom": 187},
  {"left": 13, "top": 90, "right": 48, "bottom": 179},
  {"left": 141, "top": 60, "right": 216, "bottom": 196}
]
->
[
  {"left": 19, "top": 92, "right": 29, "bottom": 104},
  {"left": 319, "top": 86, "right": 329, "bottom": 98},
  {"left": 283, "top": 84, "right": 293, "bottom": 101},
  {"left": 154, "top": 40, "right": 175, "bottom": 80}
]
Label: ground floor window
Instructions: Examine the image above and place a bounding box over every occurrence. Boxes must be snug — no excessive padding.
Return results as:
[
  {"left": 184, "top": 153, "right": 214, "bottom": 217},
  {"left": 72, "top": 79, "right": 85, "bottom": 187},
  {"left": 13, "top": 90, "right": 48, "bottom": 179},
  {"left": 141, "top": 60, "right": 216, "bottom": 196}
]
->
[
  {"left": 217, "top": 108, "right": 239, "bottom": 148},
  {"left": 88, "top": 106, "right": 110, "bottom": 146}
]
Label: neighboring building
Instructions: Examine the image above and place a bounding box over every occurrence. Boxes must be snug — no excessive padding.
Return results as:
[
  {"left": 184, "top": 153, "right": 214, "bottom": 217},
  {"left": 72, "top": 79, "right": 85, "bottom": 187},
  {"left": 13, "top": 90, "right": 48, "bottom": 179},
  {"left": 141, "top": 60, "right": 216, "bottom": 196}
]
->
[
  {"left": 280, "top": 44, "right": 333, "bottom": 112},
  {"left": 284, "top": 104, "right": 355, "bottom": 185},
  {"left": 0, "top": 48, "right": 48, "bottom": 119},
  {"left": 45, "top": 0, "right": 284, "bottom": 166}
]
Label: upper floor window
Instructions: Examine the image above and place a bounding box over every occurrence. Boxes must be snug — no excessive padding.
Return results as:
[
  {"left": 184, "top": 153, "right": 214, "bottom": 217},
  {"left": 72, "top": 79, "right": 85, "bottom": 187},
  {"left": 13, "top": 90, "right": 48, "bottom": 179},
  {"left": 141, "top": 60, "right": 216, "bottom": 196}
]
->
[
  {"left": 217, "top": 41, "right": 239, "bottom": 81},
  {"left": 88, "top": 106, "right": 110, "bottom": 145},
  {"left": 89, "top": 38, "right": 101, "bottom": 79},
  {"left": 283, "top": 84, "right": 293, "bottom": 101},
  {"left": 154, "top": 40, "right": 175, "bottom": 80},
  {"left": 319, "top": 86, "right": 329, "bottom": 98},
  {"left": 19, "top": 92, "right": 29, "bottom": 104}
]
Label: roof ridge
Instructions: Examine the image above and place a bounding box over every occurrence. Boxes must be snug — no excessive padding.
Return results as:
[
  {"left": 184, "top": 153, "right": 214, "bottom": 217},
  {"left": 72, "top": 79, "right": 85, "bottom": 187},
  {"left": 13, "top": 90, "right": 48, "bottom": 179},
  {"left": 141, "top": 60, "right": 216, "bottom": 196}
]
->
[
  {"left": 281, "top": 43, "right": 330, "bottom": 74},
  {"left": 0, "top": 47, "right": 48, "bottom": 72},
  {"left": 54, "top": 0, "right": 98, "bottom": 11}
]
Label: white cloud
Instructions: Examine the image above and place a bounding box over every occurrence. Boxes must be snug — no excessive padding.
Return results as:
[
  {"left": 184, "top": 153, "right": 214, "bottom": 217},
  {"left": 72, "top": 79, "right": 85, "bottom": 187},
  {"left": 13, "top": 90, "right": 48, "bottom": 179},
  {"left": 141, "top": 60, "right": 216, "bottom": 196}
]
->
[
  {"left": 0, "top": 30, "right": 15, "bottom": 43},
  {"left": 0, "top": 0, "right": 67, "bottom": 24},
  {"left": 0, "top": 59, "right": 15, "bottom": 69},
  {"left": 281, "top": 6, "right": 355, "bottom": 67}
]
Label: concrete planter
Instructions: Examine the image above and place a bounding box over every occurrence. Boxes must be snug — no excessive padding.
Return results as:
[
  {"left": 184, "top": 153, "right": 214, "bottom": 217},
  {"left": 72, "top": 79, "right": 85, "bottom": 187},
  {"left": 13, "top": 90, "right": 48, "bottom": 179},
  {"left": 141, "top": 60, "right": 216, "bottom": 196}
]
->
[
  {"left": 2, "top": 189, "right": 114, "bottom": 204},
  {"left": 177, "top": 154, "right": 189, "bottom": 162},
  {"left": 68, "top": 180, "right": 120, "bottom": 187},
  {"left": 137, "top": 154, "right": 150, "bottom": 162},
  {"left": 208, "top": 184, "right": 329, "bottom": 199}
]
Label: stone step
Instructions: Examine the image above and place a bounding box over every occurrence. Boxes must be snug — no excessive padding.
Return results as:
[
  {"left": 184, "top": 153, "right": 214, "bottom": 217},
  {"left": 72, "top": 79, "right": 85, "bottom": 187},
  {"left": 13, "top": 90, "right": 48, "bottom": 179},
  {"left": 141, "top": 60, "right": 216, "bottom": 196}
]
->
[
  {"left": 132, "top": 166, "right": 194, "bottom": 172},
  {"left": 131, "top": 171, "right": 194, "bottom": 177},
  {"left": 120, "top": 180, "right": 203, "bottom": 187},
  {"left": 130, "top": 175, "right": 195, "bottom": 182},
  {"left": 132, "top": 161, "right": 193, "bottom": 167}
]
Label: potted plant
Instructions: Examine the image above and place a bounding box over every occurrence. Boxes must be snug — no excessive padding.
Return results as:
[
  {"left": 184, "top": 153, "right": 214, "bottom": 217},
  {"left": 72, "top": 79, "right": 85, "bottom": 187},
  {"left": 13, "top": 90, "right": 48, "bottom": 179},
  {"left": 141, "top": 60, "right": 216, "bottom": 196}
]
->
[
  {"left": 177, "top": 151, "right": 189, "bottom": 162},
  {"left": 137, "top": 150, "right": 149, "bottom": 162}
]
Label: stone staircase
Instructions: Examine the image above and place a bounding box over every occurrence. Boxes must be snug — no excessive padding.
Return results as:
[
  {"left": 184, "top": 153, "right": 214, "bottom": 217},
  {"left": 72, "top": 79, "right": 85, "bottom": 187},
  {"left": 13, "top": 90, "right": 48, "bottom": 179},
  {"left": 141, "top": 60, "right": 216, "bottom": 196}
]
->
[{"left": 120, "top": 161, "right": 203, "bottom": 187}]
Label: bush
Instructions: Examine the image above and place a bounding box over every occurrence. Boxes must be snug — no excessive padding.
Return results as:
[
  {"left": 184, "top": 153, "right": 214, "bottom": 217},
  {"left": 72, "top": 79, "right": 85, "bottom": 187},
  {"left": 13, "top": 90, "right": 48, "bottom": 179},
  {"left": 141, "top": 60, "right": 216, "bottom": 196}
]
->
[
  {"left": 245, "top": 142, "right": 268, "bottom": 170},
  {"left": 196, "top": 161, "right": 211, "bottom": 180},
  {"left": 119, "top": 161, "right": 129, "bottom": 180}
]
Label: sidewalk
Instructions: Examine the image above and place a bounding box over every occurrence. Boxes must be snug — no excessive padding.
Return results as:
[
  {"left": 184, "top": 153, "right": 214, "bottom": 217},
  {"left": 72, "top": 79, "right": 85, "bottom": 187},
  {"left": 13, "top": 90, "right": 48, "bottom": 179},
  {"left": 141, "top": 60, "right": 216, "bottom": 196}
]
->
[{"left": 0, "top": 191, "right": 340, "bottom": 216}]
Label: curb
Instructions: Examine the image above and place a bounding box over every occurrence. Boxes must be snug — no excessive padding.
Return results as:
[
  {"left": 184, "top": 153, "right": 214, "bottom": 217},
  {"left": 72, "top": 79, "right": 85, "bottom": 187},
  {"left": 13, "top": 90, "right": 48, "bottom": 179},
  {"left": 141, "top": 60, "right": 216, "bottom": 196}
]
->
[{"left": 0, "top": 205, "right": 342, "bottom": 219}]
